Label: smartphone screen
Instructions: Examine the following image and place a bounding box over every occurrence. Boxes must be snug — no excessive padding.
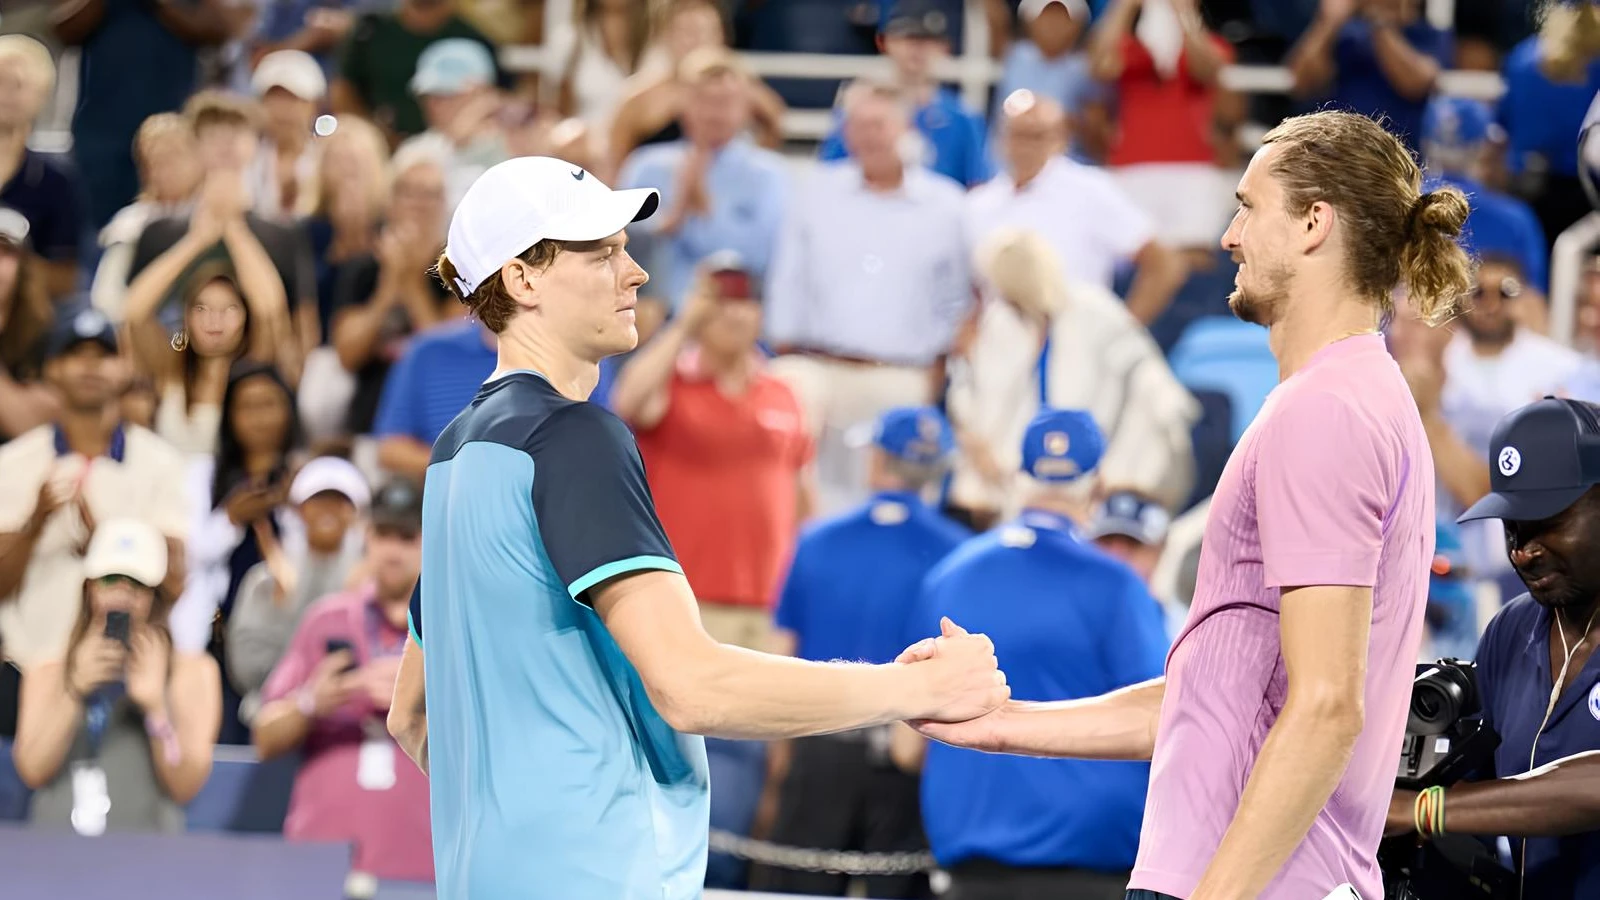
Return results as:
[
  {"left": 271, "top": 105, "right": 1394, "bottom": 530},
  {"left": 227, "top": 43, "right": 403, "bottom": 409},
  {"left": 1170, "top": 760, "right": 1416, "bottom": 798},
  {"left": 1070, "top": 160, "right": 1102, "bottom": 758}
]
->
[
  {"left": 710, "top": 268, "right": 754, "bottom": 301},
  {"left": 325, "top": 638, "right": 358, "bottom": 672},
  {"left": 104, "top": 611, "right": 131, "bottom": 646}
]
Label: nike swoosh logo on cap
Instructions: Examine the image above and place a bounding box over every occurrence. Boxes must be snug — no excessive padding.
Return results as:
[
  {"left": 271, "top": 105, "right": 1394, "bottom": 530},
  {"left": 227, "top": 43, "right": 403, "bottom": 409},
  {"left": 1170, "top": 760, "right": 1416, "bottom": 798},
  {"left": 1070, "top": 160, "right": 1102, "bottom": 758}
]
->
[{"left": 571, "top": 169, "right": 585, "bottom": 181}]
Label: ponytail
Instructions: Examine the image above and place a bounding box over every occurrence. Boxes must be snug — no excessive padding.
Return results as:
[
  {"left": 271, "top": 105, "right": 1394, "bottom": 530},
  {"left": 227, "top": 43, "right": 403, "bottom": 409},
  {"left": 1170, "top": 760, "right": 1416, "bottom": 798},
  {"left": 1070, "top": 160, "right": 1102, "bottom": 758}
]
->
[{"left": 1399, "top": 187, "right": 1474, "bottom": 327}]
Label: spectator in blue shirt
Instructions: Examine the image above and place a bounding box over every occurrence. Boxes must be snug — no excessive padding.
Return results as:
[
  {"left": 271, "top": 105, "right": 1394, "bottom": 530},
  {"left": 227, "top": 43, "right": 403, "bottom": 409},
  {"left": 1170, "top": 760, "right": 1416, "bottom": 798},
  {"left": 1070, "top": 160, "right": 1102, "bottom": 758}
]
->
[
  {"left": 819, "top": 0, "right": 993, "bottom": 187},
  {"left": 991, "top": 0, "right": 1108, "bottom": 162},
  {"left": 372, "top": 318, "right": 495, "bottom": 480},
  {"left": 619, "top": 47, "right": 788, "bottom": 314},
  {"left": 1384, "top": 397, "right": 1600, "bottom": 900},
  {"left": 895, "top": 408, "right": 1168, "bottom": 900},
  {"left": 753, "top": 405, "right": 970, "bottom": 898},
  {"left": 1288, "top": 0, "right": 1451, "bottom": 150},
  {"left": 1498, "top": 4, "right": 1600, "bottom": 253},
  {"left": 1420, "top": 96, "right": 1549, "bottom": 292}
]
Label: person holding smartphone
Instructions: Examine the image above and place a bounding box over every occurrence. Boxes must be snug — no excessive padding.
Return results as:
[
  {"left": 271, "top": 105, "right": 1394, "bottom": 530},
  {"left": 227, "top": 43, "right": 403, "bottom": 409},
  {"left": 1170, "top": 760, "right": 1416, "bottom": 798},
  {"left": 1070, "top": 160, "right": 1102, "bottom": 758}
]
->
[
  {"left": 11, "top": 518, "right": 221, "bottom": 834},
  {"left": 251, "top": 478, "right": 432, "bottom": 884}
]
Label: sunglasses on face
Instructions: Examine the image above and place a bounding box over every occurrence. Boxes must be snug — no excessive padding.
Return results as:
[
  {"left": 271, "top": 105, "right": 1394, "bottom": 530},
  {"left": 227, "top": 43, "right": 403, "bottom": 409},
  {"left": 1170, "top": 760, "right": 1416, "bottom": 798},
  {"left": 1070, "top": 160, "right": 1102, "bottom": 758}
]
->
[{"left": 1471, "top": 276, "right": 1522, "bottom": 301}]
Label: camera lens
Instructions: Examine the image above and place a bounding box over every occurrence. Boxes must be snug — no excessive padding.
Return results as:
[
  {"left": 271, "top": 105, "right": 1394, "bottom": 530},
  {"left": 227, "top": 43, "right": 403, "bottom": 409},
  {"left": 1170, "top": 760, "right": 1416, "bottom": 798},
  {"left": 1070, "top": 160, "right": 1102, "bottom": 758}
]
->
[{"left": 1407, "top": 662, "right": 1477, "bottom": 735}]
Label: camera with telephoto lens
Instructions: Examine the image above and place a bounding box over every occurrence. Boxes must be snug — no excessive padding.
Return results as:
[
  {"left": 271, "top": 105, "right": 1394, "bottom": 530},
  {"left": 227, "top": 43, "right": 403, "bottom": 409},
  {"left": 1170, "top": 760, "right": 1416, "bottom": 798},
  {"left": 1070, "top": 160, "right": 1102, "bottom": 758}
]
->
[{"left": 1379, "top": 660, "right": 1516, "bottom": 900}]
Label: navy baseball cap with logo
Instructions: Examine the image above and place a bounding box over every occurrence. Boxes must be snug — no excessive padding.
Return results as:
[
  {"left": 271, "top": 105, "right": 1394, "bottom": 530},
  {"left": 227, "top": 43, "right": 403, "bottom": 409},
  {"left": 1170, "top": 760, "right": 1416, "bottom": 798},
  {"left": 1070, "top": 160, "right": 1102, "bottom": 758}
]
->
[
  {"left": 1021, "top": 408, "right": 1103, "bottom": 483},
  {"left": 1087, "top": 490, "right": 1171, "bottom": 545},
  {"left": 881, "top": 0, "right": 951, "bottom": 38},
  {"left": 872, "top": 406, "right": 955, "bottom": 465},
  {"left": 46, "top": 306, "right": 118, "bottom": 358},
  {"left": 1457, "top": 397, "right": 1600, "bottom": 523}
]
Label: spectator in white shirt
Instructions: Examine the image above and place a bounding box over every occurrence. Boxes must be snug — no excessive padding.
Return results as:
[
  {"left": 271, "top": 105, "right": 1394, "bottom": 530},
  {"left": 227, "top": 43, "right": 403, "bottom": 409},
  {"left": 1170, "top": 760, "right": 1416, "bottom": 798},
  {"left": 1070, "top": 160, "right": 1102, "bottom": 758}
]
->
[
  {"left": 765, "top": 78, "right": 968, "bottom": 512},
  {"left": 250, "top": 50, "right": 326, "bottom": 221},
  {"left": 947, "top": 228, "right": 1197, "bottom": 521},
  {"left": 968, "top": 90, "right": 1185, "bottom": 324},
  {"left": 394, "top": 39, "right": 510, "bottom": 214},
  {"left": 1439, "top": 254, "right": 1581, "bottom": 577}
]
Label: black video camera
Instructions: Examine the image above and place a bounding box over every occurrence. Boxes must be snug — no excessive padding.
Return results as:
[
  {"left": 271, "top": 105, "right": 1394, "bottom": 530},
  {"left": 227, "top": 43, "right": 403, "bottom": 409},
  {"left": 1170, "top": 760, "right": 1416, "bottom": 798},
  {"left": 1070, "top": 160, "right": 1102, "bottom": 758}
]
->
[{"left": 1380, "top": 660, "right": 1516, "bottom": 900}]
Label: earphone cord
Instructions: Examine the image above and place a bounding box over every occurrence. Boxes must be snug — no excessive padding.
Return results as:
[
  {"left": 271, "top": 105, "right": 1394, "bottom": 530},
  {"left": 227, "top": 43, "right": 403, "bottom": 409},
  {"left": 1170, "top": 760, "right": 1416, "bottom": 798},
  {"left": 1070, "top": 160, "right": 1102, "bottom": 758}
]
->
[{"left": 1519, "top": 604, "right": 1600, "bottom": 899}]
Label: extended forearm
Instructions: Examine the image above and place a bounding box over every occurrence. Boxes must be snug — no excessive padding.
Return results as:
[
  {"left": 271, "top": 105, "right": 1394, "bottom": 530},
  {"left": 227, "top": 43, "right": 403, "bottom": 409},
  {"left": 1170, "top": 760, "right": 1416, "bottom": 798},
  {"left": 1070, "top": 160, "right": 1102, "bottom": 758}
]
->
[
  {"left": 1192, "top": 700, "right": 1362, "bottom": 899},
  {"left": 1371, "top": 24, "right": 1439, "bottom": 100},
  {"left": 666, "top": 647, "right": 923, "bottom": 740},
  {"left": 0, "top": 521, "right": 47, "bottom": 600},
  {"left": 125, "top": 233, "right": 215, "bottom": 326},
  {"left": 1124, "top": 243, "right": 1186, "bottom": 325},
  {"left": 1423, "top": 415, "right": 1491, "bottom": 508},
  {"left": 222, "top": 222, "right": 292, "bottom": 347},
  {"left": 989, "top": 677, "right": 1164, "bottom": 760},
  {"left": 609, "top": 320, "right": 690, "bottom": 425},
  {"left": 252, "top": 698, "right": 313, "bottom": 760},
  {"left": 1444, "top": 752, "right": 1600, "bottom": 838},
  {"left": 147, "top": 705, "right": 211, "bottom": 804},
  {"left": 1288, "top": 14, "right": 1344, "bottom": 96},
  {"left": 13, "top": 677, "right": 84, "bottom": 787}
]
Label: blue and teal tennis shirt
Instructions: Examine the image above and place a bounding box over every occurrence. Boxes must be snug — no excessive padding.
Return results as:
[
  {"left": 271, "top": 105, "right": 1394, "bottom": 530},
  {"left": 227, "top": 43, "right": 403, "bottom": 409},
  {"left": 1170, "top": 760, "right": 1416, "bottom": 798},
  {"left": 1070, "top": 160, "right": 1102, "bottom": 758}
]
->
[{"left": 407, "top": 370, "right": 710, "bottom": 899}]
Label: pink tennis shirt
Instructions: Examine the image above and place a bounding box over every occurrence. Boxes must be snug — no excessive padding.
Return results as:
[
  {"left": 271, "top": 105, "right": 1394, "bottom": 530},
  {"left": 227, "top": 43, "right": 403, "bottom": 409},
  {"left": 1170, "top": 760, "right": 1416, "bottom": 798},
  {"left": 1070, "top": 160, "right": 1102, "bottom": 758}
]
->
[{"left": 1129, "top": 333, "right": 1434, "bottom": 900}]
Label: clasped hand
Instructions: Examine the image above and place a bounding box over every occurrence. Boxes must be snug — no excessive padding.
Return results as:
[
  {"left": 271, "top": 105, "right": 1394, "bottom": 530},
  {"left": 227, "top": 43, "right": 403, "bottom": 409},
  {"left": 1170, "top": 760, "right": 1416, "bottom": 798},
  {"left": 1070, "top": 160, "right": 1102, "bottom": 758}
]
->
[{"left": 895, "top": 617, "right": 1009, "bottom": 729}]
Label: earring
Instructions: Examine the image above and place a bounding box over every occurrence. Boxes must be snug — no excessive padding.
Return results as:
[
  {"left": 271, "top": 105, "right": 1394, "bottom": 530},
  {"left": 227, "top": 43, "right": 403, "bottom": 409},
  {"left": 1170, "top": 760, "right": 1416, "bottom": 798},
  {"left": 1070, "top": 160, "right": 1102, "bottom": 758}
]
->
[{"left": 170, "top": 330, "right": 188, "bottom": 352}]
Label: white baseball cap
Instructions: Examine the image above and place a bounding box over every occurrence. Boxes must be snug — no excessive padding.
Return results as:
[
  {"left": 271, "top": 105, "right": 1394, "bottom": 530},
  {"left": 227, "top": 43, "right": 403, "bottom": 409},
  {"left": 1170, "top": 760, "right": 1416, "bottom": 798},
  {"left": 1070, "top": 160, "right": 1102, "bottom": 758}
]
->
[
  {"left": 288, "top": 456, "right": 372, "bottom": 509},
  {"left": 252, "top": 49, "right": 328, "bottom": 101},
  {"left": 84, "top": 518, "right": 168, "bottom": 588},
  {"left": 444, "top": 156, "right": 660, "bottom": 297},
  {"left": 1019, "top": 0, "right": 1089, "bottom": 21}
]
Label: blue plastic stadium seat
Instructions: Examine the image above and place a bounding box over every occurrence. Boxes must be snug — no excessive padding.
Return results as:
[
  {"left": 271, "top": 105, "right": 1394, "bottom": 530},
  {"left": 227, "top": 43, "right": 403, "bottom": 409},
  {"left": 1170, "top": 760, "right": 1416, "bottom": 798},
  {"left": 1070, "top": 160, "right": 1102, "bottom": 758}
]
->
[
  {"left": 186, "top": 749, "right": 300, "bottom": 834},
  {"left": 1167, "top": 316, "right": 1278, "bottom": 446}
]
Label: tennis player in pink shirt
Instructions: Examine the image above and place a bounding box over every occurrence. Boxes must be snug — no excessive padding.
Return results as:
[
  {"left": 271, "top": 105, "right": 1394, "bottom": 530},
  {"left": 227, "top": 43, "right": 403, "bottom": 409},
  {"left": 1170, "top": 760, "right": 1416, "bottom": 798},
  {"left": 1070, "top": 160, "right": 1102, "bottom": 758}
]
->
[{"left": 906, "top": 110, "right": 1476, "bottom": 900}]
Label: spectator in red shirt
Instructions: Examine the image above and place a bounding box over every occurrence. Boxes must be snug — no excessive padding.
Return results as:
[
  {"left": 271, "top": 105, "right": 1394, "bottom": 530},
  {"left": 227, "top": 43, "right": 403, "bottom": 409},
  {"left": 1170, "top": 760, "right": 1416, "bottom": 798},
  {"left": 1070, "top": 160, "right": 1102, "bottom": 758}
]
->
[
  {"left": 250, "top": 478, "right": 431, "bottom": 884},
  {"left": 1087, "top": 0, "right": 1237, "bottom": 250},
  {"left": 610, "top": 256, "right": 814, "bottom": 650}
]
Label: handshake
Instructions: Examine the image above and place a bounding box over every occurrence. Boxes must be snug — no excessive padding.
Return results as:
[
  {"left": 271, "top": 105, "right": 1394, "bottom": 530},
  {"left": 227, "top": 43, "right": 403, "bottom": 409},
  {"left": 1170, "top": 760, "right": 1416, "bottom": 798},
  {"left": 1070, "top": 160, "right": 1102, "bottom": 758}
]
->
[{"left": 891, "top": 617, "right": 1010, "bottom": 735}]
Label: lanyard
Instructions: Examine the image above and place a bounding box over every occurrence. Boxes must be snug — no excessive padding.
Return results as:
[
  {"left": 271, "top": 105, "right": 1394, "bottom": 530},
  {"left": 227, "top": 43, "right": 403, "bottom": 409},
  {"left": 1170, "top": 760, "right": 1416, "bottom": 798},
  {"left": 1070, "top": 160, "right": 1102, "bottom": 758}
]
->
[
  {"left": 362, "top": 602, "right": 407, "bottom": 661},
  {"left": 1036, "top": 333, "right": 1052, "bottom": 408},
  {"left": 83, "top": 683, "right": 126, "bottom": 759}
]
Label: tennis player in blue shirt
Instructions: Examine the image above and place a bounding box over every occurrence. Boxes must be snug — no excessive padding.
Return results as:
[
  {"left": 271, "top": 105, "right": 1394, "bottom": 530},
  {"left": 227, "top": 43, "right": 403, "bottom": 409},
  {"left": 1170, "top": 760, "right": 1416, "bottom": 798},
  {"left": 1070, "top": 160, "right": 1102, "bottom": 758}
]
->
[
  {"left": 381, "top": 156, "right": 1009, "bottom": 900},
  {"left": 897, "top": 408, "right": 1169, "bottom": 899}
]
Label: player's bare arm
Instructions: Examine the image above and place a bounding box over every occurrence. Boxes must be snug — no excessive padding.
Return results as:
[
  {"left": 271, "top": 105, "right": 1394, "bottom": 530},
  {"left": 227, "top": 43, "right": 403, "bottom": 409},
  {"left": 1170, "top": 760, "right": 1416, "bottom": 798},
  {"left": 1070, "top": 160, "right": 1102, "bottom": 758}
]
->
[
  {"left": 592, "top": 569, "right": 1009, "bottom": 739},
  {"left": 897, "top": 638, "right": 1165, "bottom": 761},
  {"left": 1189, "top": 584, "right": 1371, "bottom": 900},
  {"left": 387, "top": 637, "right": 428, "bottom": 775}
]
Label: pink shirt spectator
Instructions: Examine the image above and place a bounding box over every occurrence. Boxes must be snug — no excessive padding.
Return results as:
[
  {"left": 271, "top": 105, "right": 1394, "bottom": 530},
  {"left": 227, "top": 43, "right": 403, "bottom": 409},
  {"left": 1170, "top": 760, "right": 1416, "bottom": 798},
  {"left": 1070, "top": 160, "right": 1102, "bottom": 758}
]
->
[
  {"left": 261, "top": 584, "right": 434, "bottom": 883},
  {"left": 1129, "top": 334, "right": 1433, "bottom": 900}
]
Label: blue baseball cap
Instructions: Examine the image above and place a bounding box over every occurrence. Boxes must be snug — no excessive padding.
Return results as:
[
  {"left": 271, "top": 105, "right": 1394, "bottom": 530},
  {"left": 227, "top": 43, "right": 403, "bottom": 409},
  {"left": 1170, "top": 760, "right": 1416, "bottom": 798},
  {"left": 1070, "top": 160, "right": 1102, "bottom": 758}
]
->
[
  {"left": 880, "top": 0, "right": 951, "bottom": 38},
  {"left": 1087, "top": 490, "right": 1170, "bottom": 545},
  {"left": 872, "top": 406, "right": 954, "bottom": 465},
  {"left": 1021, "top": 408, "right": 1103, "bottom": 483},
  {"left": 1421, "top": 96, "right": 1498, "bottom": 151},
  {"left": 46, "top": 306, "right": 118, "bottom": 358},
  {"left": 411, "top": 39, "right": 495, "bottom": 96},
  {"left": 1457, "top": 397, "right": 1600, "bottom": 523}
]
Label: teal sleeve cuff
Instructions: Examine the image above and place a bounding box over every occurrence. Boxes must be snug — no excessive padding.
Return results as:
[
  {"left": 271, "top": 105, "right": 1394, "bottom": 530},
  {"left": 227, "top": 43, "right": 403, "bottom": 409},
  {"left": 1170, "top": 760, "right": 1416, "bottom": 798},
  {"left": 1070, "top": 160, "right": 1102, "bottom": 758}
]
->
[
  {"left": 568, "top": 555, "right": 683, "bottom": 599},
  {"left": 407, "top": 609, "right": 422, "bottom": 647}
]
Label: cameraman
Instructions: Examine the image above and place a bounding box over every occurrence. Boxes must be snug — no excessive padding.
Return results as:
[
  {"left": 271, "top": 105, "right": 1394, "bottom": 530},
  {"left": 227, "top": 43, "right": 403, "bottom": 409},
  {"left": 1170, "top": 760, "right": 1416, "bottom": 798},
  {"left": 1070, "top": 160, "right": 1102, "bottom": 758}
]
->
[{"left": 1387, "top": 398, "right": 1600, "bottom": 898}]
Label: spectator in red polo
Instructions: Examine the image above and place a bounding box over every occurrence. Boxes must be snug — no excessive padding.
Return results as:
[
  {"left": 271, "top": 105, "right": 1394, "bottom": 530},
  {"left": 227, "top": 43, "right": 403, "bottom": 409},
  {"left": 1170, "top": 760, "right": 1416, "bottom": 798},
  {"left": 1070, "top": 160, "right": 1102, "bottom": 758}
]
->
[
  {"left": 250, "top": 478, "right": 431, "bottom": 884},
  {"left": 610, "top": 255, "right": 813, "bottom": 650},
  {"left": 1087, "top": 0, "right": 1236, "bottom": 251}
]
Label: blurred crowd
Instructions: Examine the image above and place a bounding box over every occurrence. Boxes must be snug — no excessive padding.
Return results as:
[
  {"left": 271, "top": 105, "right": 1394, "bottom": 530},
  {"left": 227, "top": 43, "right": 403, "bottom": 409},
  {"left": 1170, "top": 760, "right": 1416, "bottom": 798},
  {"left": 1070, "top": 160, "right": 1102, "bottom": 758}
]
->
[{"left": 1, "top": 0, "right": 1599, "bottom": 895}]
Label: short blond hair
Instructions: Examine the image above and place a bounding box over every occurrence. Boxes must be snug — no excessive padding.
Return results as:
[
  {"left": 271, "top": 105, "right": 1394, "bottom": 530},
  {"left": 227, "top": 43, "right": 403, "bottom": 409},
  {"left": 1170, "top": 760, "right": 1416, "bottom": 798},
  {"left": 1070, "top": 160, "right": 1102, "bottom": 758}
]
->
[
  {"left": 0, "top": 35, "right": 54, "bottom": 105},
  {"left": 310, "top": 115, "right": 390, "bottom": 219},
  {"left": 678, "top": 45, "right": 750, "bottom": 84},
  {"left": 974, "top": 228, "right": 1070, "bottom": 319}
]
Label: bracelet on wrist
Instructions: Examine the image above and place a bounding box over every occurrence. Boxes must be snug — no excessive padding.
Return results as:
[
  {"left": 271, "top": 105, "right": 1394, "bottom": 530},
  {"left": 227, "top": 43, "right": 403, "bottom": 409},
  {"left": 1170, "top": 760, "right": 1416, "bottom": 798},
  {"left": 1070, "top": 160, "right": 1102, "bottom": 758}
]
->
[{"left": 145, "top": 711, "right": 181, "bottom": 767}]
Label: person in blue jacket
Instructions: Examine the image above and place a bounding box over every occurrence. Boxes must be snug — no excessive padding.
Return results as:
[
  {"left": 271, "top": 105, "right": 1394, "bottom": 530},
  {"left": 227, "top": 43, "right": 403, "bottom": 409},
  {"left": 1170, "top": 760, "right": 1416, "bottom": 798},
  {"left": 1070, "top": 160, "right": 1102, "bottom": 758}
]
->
[
  {"left": 818, "top": 0, "right": 992, "bottom": 187},
  {"left": 896, "top": 408, "right": 1169, "bottom": 900},
  {"left": 752, "top": 405, "right": 972, "bottom": 898}
]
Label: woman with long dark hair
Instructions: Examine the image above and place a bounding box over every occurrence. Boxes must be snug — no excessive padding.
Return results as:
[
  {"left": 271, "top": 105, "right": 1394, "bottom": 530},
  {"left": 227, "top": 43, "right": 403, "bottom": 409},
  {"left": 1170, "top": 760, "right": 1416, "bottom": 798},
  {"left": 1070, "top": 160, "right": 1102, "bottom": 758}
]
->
[
  {"left": 123, "top": 189, "right": 299, "bottom": 456},
  {"left": 12, "top": 519, "right": 220, "bottom": 833},
  {"left": 168, "top": 361, "right": 302, "bottom": 744}
]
